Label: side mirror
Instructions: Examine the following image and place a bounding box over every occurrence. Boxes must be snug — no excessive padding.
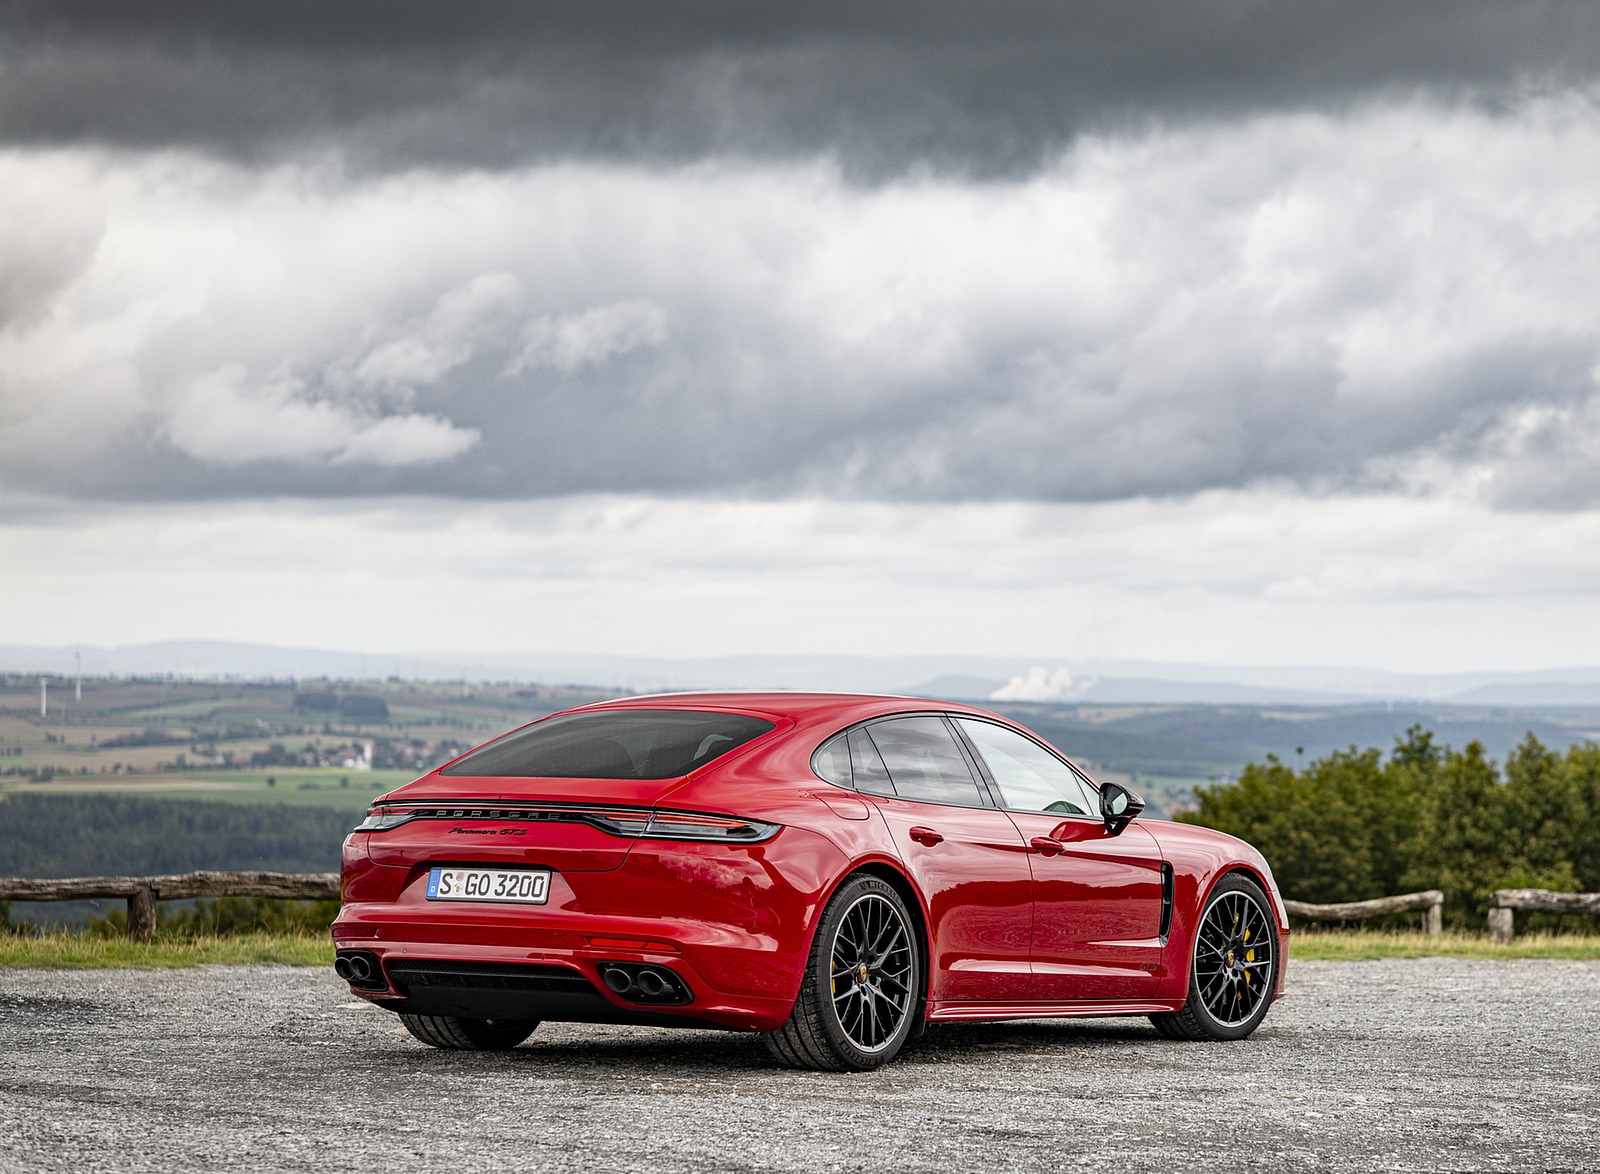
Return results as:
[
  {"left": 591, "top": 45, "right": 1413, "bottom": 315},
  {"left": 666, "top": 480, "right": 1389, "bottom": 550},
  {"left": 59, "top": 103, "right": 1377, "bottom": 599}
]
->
[{"left": 1099, "top": 782, "right": 1145, "bottom": 836}]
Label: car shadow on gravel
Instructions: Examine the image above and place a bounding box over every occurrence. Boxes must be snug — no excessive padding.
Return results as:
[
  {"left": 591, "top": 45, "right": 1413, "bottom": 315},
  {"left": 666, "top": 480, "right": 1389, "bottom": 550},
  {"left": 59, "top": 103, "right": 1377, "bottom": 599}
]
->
[
  {"left": 375, "top": 1028, "right": 775, "bottom": 1073},
  {"left": 356, "top": 1016, "right": 1189, "bottom": 1076}
]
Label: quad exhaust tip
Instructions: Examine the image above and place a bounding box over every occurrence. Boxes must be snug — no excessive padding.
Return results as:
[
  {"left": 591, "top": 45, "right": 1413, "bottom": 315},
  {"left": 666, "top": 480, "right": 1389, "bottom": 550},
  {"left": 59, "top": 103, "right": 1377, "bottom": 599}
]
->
[
  {"left": 597, "top": 962, "right": 692, "bottom": 1006},
  {"left": 334, "top": 950, "right": 385, "bottom": 991}
]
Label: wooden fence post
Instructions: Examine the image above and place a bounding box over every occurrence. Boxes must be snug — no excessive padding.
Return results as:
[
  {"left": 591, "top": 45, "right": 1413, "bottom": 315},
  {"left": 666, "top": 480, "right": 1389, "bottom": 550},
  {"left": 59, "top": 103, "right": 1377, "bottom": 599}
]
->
[
  {"left": 0, "top": 872, "right": 341, "bottom": 942},
  {"left": 1487, "top": 905, "right": 1513, "bottom": 945},
  {"left": 1281, "top": 889, "right": 1445, "bottom": 929},
  {"left": 127, "top": 884, "right": 157, "bottom": 942},
  {"left": 1487, "top": 889, "right": 1600, "bottom": 943}
]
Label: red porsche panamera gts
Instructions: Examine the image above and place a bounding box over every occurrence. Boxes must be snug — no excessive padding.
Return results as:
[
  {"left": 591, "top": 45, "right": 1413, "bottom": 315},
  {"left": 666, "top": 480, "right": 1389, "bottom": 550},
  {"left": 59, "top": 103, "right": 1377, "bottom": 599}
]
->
[{"left": 333, "top": 693, "right": 1287, "bottom": 1069}]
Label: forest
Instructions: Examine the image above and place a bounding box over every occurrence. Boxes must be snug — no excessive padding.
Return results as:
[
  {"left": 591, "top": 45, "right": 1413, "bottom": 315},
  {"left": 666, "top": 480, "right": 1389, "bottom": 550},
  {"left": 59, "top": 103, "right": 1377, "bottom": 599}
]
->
[
  {"left": 1180, "top": 726, "right": 1600, "bottom": 924},
  {"left": 0, "top": 795, "right": 356, "bottom": 879}
]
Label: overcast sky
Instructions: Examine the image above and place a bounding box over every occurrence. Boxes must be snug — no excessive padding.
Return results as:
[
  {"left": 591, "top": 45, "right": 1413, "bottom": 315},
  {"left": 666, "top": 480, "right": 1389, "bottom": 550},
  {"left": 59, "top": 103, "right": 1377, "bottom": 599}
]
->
[{"left": 4, "top": 1, "right": 1600, "bottom": 674}]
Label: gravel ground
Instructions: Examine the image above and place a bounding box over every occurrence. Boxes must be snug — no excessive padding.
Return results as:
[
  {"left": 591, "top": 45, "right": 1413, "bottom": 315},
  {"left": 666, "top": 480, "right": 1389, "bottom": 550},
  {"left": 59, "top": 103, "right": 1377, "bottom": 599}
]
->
[{"left": 1, "top": 958, "right": 1596, "bottom": 1173}]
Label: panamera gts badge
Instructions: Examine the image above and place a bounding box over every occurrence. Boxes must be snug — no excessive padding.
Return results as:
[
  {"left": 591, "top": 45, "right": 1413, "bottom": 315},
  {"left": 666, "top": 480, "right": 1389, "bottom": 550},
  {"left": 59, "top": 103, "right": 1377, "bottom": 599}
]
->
[{"left": 447, "top": 827, "right": 526, "bottom": 836}]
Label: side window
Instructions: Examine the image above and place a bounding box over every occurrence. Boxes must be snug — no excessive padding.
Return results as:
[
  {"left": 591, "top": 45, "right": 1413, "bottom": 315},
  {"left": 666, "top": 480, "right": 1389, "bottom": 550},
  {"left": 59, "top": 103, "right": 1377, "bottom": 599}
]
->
[
  {"left": 848, "top": 726, "right": 895, "bottom": 796},
  {"left": 865, "top": 716, "right": 986, "bottom": 807},
  {"left": 954, "top": 719, "right": 1098, "bottom": 816},
  {"left": 812, "top": 734, "right": 852, "bottom": 787}
]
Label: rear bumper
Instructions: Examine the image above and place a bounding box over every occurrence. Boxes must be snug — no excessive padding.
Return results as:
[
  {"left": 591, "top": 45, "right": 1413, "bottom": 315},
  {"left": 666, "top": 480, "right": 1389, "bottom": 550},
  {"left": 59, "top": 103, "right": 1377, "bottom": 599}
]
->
[{"left": 332, "top": 912, "right": 798, "bottom": 1031}]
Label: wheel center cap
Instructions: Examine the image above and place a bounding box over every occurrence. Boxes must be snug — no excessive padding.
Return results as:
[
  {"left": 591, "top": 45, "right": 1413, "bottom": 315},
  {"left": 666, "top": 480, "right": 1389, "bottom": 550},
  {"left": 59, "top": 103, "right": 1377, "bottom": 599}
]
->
[
  {"left": 858, "top": 963, "right": 869, "bottom": 982},
  {"left": 1227, "top": 951, "right": 1236, "bottom": 967}
]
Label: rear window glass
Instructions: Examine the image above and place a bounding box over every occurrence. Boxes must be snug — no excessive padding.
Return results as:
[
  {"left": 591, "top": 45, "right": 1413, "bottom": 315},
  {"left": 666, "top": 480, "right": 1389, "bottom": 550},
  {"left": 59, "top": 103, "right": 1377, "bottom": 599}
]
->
[{"left": 441, "top": 710, "right": 775, "bottom": 779}]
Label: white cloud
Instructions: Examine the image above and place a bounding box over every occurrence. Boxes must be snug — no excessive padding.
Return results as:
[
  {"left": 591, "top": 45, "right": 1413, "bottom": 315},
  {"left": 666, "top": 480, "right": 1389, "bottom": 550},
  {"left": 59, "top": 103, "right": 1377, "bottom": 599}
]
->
[
  {"left": 506, "top": 300, "right": 668, "bottom": 374},
  {"left": 163, "top": 364, "right": 479, "bottom": 467},
  {"left": 333, "top": 411, "right": 481, "bottom": 467},
  {"left": 353, "top": 272, "right": 524, "bottom": 390},
  {"left": 0, "top": 155, "right": 103, "bottom": 329}
]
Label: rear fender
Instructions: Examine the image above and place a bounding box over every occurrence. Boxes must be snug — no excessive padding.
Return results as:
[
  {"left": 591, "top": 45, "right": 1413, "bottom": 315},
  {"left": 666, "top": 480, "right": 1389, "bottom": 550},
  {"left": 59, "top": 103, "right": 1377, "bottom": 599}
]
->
[{"left": 783, "top": 854, "right": 932, "bottom": 1024}]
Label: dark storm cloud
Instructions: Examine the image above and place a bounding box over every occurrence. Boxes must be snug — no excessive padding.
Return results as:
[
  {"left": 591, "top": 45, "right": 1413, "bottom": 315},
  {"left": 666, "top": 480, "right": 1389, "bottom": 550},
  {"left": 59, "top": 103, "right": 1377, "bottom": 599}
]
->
[{"left": 4, "top": 0, "right": 1600, "bottom": 177}]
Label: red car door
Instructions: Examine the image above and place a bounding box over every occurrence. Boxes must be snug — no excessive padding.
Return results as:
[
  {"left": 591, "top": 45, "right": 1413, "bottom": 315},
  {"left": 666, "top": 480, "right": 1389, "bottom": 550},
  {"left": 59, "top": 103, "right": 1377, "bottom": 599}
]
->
[
  {"left": 952, "top": 718, "right": 1165, "bottom": 1001},
  {"left": 848, "top": 718, "right": 1034, "bottom": 1003}
]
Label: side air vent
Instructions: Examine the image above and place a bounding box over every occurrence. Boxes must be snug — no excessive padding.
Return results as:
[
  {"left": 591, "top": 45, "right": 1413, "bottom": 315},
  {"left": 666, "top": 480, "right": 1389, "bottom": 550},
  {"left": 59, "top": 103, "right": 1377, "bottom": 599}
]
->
[{"left": 1159, "top": 864, "right": 1175, "bottom": 942}]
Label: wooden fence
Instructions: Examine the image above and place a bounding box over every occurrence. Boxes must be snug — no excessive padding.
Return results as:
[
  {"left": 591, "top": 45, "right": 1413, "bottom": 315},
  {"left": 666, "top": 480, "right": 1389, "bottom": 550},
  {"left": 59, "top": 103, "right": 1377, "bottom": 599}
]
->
[
  {"left": 1487, "top": 888, "right": 1600, "bottom": 944},
  {"left": 0, "top": 871, "right": 340, "bottom": 941},
  {"left": 6, "top": 875, "right": 1595, "bottom": 944},
  {"left": 1282, "top": 889, "right": 1444, "bottom": 934}
]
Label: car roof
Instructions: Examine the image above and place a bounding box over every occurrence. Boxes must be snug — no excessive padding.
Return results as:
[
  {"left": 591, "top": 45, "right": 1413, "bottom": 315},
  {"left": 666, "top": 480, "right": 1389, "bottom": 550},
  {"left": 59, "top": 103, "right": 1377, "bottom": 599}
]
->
[{"left": 568, "top": 690, "right": 1003, "bottom": 726}]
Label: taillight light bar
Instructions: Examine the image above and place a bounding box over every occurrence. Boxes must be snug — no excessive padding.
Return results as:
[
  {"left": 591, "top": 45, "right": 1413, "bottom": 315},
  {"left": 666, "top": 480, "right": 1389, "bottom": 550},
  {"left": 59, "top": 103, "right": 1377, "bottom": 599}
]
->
[
  {"left": 640, "top": 811, "right": 778, "bottom": 842},
  {"left": 354, "top": 804, "right": 779, "bottom": 843}
]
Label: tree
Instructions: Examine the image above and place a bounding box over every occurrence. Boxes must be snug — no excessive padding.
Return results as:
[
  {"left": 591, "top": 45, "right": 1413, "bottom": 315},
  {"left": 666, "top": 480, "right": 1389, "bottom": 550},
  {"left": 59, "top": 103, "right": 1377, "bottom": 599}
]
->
[
  {"left": 1370, "top": 725, "right": 1436, "bottom": 895},
  {"left": 1180, "top": 749, "right": 1380, "bottom": 905},
  {"left": 1500, "top": 735, "right": 1581, "bottom": 893},
  {"left": 1558, "top": 742, "right": 1600, "bottom": 892},
  {"left": 1181, "top": 726, "right": 1597, "bottom": 924},
  {"left": 1402, "top": 742, "right": 1521, "bottom": 922}
]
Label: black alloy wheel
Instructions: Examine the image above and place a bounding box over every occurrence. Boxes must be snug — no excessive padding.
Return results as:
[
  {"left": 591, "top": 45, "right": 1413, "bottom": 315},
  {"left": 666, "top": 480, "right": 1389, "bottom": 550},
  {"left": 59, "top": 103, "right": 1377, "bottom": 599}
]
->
[
  {"left": 766, "top": 874, "right": 921, "bottom": 1071},
  {"left": 1150, "top": 872, "right": 1277, "bottom": 1041}
]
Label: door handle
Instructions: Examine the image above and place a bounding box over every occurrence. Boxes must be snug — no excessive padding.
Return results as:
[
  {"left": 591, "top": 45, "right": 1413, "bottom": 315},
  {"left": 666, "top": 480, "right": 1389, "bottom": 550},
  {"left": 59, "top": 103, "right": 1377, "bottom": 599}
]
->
[
  {"left": 909, "top": 826, "right": 944, "bottom": 847},
  {"left": 1030, "top": 836, "right": 1064, "bottom": 857}
]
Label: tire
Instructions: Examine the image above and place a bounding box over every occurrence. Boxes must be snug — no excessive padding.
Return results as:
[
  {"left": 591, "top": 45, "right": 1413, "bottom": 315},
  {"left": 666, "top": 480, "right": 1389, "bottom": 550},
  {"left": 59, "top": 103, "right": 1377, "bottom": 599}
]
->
[
  {"left": 398, "top": 1014, "right": 539, "bottom": 1050},
  {"left": 1147, "top": 1013, "right": 1185, "bottom": 1039},
  {"left": 1150, "top": 872, "right": 1277, "bottom": 1042},
  {"left": 765, "top": 874, "right": 922, "bottom": 1071}
]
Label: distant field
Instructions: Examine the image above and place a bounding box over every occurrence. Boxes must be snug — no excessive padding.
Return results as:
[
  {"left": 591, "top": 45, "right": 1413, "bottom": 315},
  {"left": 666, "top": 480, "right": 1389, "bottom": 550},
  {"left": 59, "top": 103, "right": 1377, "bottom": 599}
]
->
[
  {"left": 1, "top": 768, "right": 418, "bottom": 808},
  {"left": 0, "top": 676, "right": 607, "bottom": 792}
]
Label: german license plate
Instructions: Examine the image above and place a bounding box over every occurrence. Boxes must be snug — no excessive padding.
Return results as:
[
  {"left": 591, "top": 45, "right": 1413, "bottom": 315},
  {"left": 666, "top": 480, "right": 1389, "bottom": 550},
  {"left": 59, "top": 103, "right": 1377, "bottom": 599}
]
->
[{"left": 426, "top": 867, "right": 550, "bottom": 904}]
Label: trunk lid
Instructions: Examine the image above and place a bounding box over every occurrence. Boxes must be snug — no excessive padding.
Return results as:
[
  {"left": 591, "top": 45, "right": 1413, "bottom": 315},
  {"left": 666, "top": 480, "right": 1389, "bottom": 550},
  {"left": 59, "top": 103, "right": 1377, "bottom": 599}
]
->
[{"left": 362, "top": 773, "right": 692, "bottom": 872}]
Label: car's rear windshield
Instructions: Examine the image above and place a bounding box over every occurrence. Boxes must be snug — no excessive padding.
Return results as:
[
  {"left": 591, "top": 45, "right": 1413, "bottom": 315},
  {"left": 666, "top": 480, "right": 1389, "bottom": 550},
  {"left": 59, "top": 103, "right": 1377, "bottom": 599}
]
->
[{"left": 440, "top": 709, "right": 776, "bottom": 779}]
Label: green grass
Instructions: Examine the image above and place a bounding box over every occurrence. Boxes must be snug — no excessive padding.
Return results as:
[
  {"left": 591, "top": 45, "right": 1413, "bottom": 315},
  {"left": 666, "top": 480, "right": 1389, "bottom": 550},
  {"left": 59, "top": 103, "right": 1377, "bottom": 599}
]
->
[
  {"left": 1290, "top": 929, "right": 1600, "bottom": 961},
  {"left": 0, "top": 931, "right": 334, "bottom": 969}
]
